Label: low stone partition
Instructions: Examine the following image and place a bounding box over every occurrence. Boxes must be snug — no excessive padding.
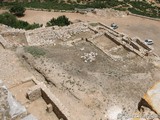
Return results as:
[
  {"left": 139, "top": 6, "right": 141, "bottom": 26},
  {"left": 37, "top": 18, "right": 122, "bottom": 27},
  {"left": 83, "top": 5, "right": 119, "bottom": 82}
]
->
[
  {"left": 104, "top": 32, "right": 145, "bottom": 57},
  {"left": 41, "top": 85, "right": 69, "bottom": 120},
  {"left": 135, "top": 38, "right": 152, "bottom": 51},
  {"left": 27, "top": 79, "right": 72, "bottom": 120},
  {"left": 104, "top": 32, "right": 121, "bottom": 46},
  {"left": 88, "top": 26, "right": 99, "bottom": 33},
  {"left": 98, "top": 22, "right": 120, "bottom": 35},
  {"left": 0, "top": 35, "right": 9, "bottom": 48},
  {"left": 130, "top": 41, "right": 140, "bottom": 51},
  {"left": 122, "top": 36, "right": 141, "bottom": 51}
]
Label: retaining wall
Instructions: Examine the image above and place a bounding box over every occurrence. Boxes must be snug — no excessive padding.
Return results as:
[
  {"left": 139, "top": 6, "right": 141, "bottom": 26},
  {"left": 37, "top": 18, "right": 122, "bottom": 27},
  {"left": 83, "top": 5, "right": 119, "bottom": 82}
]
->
[{"left": 129, "top": 13, "right": 160, "bottom": 22}]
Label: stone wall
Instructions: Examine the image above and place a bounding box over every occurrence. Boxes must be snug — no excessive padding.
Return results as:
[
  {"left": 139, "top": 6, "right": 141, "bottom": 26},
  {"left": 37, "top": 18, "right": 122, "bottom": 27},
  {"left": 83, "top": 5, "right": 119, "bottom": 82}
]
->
[
  {"left": 25, "top": 22, "right": 90, "bottom": 46},
  {"left": 96, "top": 22, "right": 157, "bottom": 58},
  {"left": 28, "top": 79, "right": 73, "bottom": 120}
]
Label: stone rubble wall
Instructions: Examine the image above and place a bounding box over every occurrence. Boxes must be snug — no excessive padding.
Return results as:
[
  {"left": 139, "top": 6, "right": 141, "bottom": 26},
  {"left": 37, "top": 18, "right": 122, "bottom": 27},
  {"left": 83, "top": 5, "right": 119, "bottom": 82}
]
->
[
  {"left": 97, "top": 23, "right": 157, "bottom": 58},
  {"left": 135, "top": 38, "right": 152, "bottom": 51},
  {"left": 25, "top": 22, "right": 90, "bottom": 46},
  {"left": 0, "top": 24, "right": 25, "bottom": 33},
  {"left": 0, "top": 24, "right": 26, "bottom": 48},
  {"left": 0, "top": 22, "right": 158, "bottom": 59},
  {"left": 31, "top": 79, "right": 73, "bottom": 120},
  {"left": 87, "top": 32, "right": 119, "bottom": 61},
  {"left": 0, "top": 35, "right": 9, "bottom": 48},
  {"left": 105, "top": 31, "right": 146, "bottom": 57}
]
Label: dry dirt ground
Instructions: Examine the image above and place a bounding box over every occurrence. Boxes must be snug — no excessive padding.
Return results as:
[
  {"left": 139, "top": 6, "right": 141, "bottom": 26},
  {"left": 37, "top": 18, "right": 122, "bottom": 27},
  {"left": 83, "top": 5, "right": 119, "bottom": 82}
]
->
[
  {"left": 22, "top": 40, "right": 159, "bottom": 119},
  {"left": 0, "top": 9, "right": 160, "bottom": 120},
  {"left": 0, "top": 46, "right": 59, "bottom": 120}
]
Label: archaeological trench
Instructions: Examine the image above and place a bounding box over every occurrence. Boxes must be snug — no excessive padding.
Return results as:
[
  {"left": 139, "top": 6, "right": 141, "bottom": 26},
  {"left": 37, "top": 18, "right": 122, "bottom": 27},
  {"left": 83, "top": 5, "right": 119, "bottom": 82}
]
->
[{"left": 1, "top": 20, "right": 160, "bottom": 120}]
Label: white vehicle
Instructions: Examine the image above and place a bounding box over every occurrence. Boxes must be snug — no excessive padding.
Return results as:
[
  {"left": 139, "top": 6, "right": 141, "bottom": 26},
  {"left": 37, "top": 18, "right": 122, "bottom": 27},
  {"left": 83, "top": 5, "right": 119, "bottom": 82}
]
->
[
  {"left": 111, "top": 23, "right": 118, "bottom": 29},
  {"left": 144, "top": 39, "right": 153, "bottom": 45}
]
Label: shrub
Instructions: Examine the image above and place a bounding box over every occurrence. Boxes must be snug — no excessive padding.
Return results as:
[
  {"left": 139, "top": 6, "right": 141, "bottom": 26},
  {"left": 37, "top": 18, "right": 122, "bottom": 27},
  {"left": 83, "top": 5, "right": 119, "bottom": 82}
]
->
[
  {"left": 9, "top": 5, "right": 26, "bottom": 17},
  {"left": 0, "top": 12, "right": 42, "bottom": 30},
  {"left": 24, "top": 46, "right": 46, "bottom": 57},
  {"left": 47, "top": 15, "right": 71, "bottom": 26}
]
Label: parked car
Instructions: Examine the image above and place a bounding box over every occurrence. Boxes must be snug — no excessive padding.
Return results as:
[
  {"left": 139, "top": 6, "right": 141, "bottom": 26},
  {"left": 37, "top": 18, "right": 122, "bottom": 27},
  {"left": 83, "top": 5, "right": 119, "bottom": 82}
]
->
[
  {"left": 111, "top": 23, "right": 118, "bottom": 29},
  {"left": 144, "top": 39, "right": 154, "bottom": 45}
]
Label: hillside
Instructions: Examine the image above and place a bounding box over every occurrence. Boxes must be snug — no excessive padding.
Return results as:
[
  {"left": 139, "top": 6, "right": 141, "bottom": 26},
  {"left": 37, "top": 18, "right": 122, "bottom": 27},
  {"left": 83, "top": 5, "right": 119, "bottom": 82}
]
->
[{"left": 0, "top": 0, "right": 160, "bottom": 18}]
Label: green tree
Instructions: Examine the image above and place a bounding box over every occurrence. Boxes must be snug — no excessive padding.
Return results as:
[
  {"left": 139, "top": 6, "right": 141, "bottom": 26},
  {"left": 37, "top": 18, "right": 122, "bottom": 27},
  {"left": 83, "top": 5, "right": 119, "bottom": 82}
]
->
[
  {"left": 47, "top": 15, "right": 71, "bottom": 26},
  {"left": 0, "top": 12, "right": 42, "bottom": 30},
  {"left": 9, "top": 5, "right": 26, "bottom": 17}
]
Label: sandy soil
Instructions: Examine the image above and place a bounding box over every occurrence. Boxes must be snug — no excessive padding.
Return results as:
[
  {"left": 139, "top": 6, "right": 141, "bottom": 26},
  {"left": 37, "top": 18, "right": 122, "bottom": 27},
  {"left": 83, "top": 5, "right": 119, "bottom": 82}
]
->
[{"left": 22, "top": 40, "right": 159, "bottom": 119}]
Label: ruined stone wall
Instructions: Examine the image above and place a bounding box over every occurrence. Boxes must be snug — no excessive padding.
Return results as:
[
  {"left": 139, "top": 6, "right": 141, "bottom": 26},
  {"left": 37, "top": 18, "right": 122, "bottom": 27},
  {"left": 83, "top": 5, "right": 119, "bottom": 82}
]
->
[{"left": 25, "top": 22, "right": 90, "bottom": 46}]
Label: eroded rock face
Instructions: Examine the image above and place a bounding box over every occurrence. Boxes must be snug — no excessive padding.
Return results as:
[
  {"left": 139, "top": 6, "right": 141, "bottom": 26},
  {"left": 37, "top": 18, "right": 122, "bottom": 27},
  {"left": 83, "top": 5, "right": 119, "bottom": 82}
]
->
[
  {"left": 143, "top": 81, "right": 160, "bottom": 115},
  {"left": 0, "top": 80, "right": 27, "bottom": 120},
  {"left": 0, "top": 80, "right": 10, "bottom": 120}
]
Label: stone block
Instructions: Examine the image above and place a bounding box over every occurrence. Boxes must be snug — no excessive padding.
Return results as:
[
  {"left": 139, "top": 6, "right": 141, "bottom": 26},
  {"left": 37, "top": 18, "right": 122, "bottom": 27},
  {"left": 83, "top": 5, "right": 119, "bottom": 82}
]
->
[
  {"left": 46, "top": 104, "right": 53, "bottom": 113},
  {"left": 27, "top": 85, "right": 41, "bottom": 101}
]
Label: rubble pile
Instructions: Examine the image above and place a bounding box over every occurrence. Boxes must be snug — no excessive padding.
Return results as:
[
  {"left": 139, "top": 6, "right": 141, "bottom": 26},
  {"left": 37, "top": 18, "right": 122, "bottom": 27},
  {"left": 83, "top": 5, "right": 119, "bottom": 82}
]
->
[
  {"left": 81, "top": 52, "right": 98, "bottom": 63},
  {"left": 0, "top": 24, "right": 25, "bottom": 33},
  {"left": 26, "top": 22, "right": 90, "bottom": 46}
]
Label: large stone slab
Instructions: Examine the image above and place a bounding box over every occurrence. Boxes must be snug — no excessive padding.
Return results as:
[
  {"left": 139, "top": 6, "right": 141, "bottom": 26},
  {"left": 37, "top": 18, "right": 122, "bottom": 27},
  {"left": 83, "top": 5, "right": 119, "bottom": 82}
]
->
[
  {"left": 21, "top": 114, "right": 38, "bottom": 120},
  {"left": 8, "top": 91, "right": 27, "bottom": 119},
  {"left": 0, "top": 80, "right": 27, "bottom": 119},
  {"left": 143, "top": 81, "right": 160, "bottom": 114}
]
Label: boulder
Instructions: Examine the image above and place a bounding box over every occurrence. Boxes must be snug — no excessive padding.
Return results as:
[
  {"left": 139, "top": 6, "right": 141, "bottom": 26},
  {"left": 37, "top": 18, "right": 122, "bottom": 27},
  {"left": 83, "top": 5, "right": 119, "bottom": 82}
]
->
[
  {"left": 0, "top": 80, "right": 27, "bottom": 119},
  {"left": 142, "top": 81, "right": 160, "bottom": 114}
]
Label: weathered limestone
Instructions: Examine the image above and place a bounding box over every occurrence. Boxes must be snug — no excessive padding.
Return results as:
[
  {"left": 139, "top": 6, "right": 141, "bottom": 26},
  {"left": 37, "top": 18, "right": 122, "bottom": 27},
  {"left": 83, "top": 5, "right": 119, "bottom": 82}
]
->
[
  {"left": 25, "top": 22, "right": 90, "bottom": 46},
  {"left": 0, "top": 80, "right": 27, "bottom": 120},
  {"left": 142, "top": 81, "right": 160, "bottom": 114},
  {"left": 0, "top": 35, "right": 9, "bottom": 48},
  {"left": 0, "top": 24, "right": 25, "bottom": 33},
  {"left": 27, "top": 85, "right": 41, "bottom": 101}
]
